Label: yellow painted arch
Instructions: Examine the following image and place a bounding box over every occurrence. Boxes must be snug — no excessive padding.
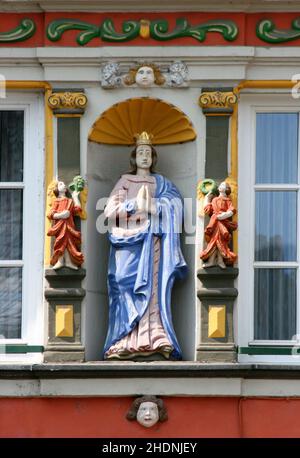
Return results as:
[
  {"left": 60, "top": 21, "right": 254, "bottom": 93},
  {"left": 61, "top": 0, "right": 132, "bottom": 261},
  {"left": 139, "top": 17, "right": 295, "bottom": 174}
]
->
[{"left": 88, "top": 97, "right": 196, "bottom": 145}]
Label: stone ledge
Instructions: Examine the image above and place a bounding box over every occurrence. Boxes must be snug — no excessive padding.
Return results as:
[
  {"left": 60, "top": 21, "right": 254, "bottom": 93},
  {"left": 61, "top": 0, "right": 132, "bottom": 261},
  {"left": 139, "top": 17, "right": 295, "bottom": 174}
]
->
[{"left": 0, "top": 362, "right": 300, "bottom": 379}]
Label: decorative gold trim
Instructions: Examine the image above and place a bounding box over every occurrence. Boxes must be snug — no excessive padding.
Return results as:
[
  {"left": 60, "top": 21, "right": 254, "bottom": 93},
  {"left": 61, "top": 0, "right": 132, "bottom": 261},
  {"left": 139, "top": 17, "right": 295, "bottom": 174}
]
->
[
  {"left": 48, "top": 92, "right": 88, "bottom": 113},
  {"left": 55, "top": 305, "right": 74, "bottom": 337},
  {"left": 199, "top": 91, "right": 238, "bottom": 112},
  {"left": 208, "top": 305, "right": 226, "bottom": 338},
  {"left": 139, "top": 19, "right": 151, "bottom": 39},
  {"left": 79, "top": 187, "right": 88, "bottom": 220},
  {"left": 4, "top": 81, "right": 54, "bottom": 266},
  {"left": 54, "top": 114, "right": 83, "bottom": 118}
]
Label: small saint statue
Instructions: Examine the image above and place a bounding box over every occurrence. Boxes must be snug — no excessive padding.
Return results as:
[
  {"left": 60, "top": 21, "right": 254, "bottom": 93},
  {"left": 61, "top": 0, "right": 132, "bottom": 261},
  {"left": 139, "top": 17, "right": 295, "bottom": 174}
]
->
[
  {"left": 47, "top": 180, "right": 84, "bottom": 270},
  {"left": 200, "top": 181, "right": 237, "bottom": 269},
  {"left": 103, "top": 131, "right": 187, "bottom": 360},
  {"left": 126, "top": 395, "right": 168, "bottom": 428}
]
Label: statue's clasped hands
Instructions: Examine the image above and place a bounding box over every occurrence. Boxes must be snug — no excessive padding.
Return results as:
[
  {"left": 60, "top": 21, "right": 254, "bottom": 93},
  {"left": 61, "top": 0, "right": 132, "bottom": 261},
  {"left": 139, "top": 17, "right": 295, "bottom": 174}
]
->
[
  {"left": 205, "top": 191, "right": 233, "bottom": 221},
  {"left": 136, "top": 185, "right": 156, "bottom": 214}
]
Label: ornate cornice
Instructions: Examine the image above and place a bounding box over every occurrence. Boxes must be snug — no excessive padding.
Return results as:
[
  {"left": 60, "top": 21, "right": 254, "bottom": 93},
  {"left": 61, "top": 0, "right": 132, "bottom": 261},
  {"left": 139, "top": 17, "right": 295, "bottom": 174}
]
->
[
  {"left": 3, "top": 13, "right": 300, "bottom": 46},
  {"left": 48, "top": 90, "right": 87, "bottom": 116},
  {"left": 199, "top": 90, "right": 238, "bottom": 116},
  {"left": 2, "top": 1, "right": 300, "bottom": 13}
]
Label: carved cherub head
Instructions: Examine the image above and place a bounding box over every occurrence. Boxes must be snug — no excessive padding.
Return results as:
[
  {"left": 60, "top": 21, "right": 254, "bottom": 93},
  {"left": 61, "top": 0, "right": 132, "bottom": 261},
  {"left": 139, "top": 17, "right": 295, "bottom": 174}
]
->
[
  {"left": 126, "top": 395, "right": 168, "bottom": 428},
  {"left": 124, "top": 63, "right": 165, "bottom": 87}
]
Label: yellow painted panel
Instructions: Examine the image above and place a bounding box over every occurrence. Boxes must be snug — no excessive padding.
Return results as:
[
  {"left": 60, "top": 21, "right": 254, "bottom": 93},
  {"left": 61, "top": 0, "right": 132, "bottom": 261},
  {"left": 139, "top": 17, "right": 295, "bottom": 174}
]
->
[
  {"left": 208, "top": 305, "right": 226, "bottom": 338},
  {"left": 55, "top": 305, "right": 74, "bottom": 338}
]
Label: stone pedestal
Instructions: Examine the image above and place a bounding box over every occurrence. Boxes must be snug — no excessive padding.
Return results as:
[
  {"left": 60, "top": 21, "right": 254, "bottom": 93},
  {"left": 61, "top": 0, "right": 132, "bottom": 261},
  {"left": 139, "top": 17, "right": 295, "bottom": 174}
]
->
[
  {"left": 197, "top": 267, "right": 238, "bottom": 363},
  {"left": 44, "top": 268, "right": 86, "bottom": 363}
]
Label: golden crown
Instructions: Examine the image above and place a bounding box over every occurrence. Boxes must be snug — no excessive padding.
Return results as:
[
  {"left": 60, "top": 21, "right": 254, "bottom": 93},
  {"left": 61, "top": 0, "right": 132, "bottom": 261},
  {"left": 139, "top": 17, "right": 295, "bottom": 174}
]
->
[{"left": 134, "top": 131, "right": 153, "bottom": 146}]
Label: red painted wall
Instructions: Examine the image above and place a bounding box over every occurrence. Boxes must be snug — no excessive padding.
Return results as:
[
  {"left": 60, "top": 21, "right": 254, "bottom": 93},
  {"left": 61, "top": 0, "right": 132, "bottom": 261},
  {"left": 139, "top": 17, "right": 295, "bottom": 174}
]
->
[{"left": 0, "top": 397, "right": 299, "bottom": 438}]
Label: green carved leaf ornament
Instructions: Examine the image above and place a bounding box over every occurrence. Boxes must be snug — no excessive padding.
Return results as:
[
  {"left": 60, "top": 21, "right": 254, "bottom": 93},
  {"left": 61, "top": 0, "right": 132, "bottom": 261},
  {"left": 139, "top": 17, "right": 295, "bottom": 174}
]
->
[
  {"left": 100, "top": 19, "right": 140, "bottom": 42},
  {"left": 150, "top": 18, "right": 238, "bottom": 41},
  {"left": 256, "top": 18, "right": 300, "bottom": 43},
  {"left": 0, "top": 18, "right": 36, "bottom": 43},
  {"left": 46, "top": 17, "right": 239, "bottom": 45},
  {"left": 47, "top": 19, "right": 100, "bottom": 46}
]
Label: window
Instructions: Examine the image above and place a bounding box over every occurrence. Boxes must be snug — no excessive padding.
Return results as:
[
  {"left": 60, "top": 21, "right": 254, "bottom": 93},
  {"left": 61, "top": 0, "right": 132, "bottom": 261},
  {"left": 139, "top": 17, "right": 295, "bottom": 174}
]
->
[
  {"left": 0, "top": 111, "right": 24, "bottom": 338},
  {"left": 239, "top": 95, "right": 300, "bottom": 362},
  {"left": 0, "top": 94, "right": 44, "bottom": 361}
]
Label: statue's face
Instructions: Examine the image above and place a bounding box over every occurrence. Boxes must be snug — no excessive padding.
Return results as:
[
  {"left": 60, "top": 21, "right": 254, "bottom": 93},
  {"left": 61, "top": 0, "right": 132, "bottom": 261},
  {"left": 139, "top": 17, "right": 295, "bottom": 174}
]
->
[
  {"left": 135, "top": 66, "right": 155, "bottom": 87},
  {"left": 57, "top": 181, "right": 67, "bottom": 193},
  {"left": 137, "top": 402, "right": 159, "bottom": 428},
  {"left": 218, "top": 181, "right": 227, "bottom": 194},
  {"left": 136, "top": 144, "right": 152, "bottom": 169}
]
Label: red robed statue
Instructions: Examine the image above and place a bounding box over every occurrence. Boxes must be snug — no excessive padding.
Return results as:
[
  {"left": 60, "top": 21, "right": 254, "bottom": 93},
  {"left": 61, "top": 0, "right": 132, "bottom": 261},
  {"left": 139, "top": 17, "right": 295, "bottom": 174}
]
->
[
  {"left": 47, "top": 180, "right": 84, "bottom": 270},
  {"left": 200, "top": 181, "right": 237, "bottom": 269}
]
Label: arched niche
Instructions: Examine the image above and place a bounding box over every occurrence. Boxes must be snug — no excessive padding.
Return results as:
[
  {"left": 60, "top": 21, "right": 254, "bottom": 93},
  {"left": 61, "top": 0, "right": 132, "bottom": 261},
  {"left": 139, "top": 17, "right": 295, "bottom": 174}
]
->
[{"left": 85, "top": 97, "right": 197, "bottom": 361}]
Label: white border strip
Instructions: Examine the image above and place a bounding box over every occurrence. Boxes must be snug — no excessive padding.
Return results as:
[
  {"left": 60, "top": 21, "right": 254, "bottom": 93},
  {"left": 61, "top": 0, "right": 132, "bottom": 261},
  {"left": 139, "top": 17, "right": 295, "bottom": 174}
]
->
[{"left": 1, "top": 377, "right": 300, "bottom": 397}]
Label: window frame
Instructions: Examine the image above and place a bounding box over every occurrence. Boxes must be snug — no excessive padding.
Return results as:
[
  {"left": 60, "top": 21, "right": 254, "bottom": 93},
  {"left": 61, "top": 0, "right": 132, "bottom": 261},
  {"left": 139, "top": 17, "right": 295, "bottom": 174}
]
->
[
  {"left": 238, "top": 93, "right": 300, "bottom": 363},
  {"left": 0, "top": 93, "right": 45, "bottom": 360}
]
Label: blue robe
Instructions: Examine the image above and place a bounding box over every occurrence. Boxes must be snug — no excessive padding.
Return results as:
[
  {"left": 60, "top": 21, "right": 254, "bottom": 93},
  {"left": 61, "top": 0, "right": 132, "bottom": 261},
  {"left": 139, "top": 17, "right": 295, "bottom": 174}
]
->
[{"left": 103, "top": 173, "right": 187, "bottom": 360}]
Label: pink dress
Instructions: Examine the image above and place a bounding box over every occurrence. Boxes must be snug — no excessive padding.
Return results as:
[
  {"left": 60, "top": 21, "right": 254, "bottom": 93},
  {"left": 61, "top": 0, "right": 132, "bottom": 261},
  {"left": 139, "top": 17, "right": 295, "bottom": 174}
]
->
[{"left": 104, "top": 174, "right": 173, "bottom": 359}]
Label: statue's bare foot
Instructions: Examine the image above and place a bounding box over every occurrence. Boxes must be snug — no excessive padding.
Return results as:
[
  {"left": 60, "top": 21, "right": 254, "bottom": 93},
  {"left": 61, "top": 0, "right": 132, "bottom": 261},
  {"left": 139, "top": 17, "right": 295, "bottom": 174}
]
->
[
  {"left": 53, "top": 258, "right": 64, "bottom": 270},
  {"left": 65, "top": 251, "right": 79, "bottom": 270},
  {"left": 202, "top": 251, "right": 217, "bottom": 268},
  {"left": 217, "top": 252, "right": 226, "bottom": 269}
]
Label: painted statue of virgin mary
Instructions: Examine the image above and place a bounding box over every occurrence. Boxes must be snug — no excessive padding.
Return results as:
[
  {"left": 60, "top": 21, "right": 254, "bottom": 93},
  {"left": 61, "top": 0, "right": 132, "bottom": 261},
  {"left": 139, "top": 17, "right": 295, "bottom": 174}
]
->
[{"left": 103, "top": 132, "right": 187, "bottom": 360}]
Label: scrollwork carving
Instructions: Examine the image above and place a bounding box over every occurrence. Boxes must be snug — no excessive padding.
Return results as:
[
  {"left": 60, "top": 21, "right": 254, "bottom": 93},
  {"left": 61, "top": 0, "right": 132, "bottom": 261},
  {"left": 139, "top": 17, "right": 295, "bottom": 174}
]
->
[{"left": 48, "top": 92, "right": 88, "bottom": 111}]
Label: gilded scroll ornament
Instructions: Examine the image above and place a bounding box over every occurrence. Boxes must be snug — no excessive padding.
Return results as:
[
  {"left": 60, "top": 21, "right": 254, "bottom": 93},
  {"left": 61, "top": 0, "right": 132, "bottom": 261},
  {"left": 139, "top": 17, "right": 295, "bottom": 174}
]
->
[
  {"left": 199, "top": 91, "right": 238, "bottom": 111},
  {"left": 48, "top": 92, "right": 88, "bottom": 111}
]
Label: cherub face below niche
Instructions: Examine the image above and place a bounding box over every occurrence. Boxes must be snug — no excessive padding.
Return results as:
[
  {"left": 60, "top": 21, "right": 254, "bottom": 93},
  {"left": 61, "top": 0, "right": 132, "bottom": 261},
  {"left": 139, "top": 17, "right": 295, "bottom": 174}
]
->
[{"left": 136, "top": 401, "right": 159, "bottom": 428}]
